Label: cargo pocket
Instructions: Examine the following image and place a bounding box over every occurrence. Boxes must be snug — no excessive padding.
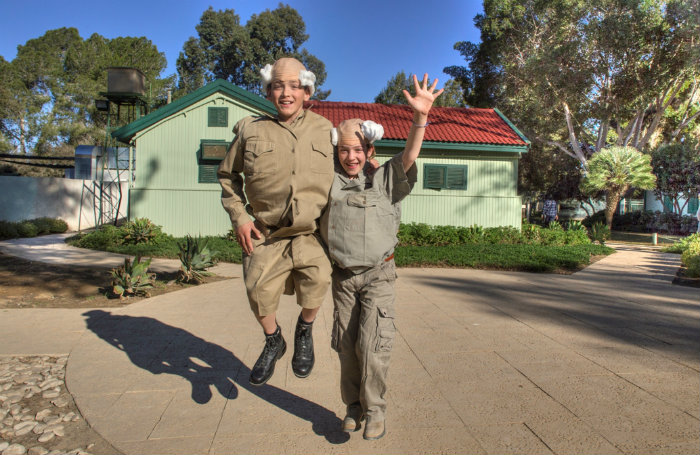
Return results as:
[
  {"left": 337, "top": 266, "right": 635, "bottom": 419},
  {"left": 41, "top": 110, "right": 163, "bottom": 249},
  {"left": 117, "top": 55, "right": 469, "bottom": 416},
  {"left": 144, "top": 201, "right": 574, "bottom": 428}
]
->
[
  {"left": 331, "top": 309, "right": 341, "bottom": 352},
  {"left": 374, "top": 306, "right": 396, "bottom": 352}
]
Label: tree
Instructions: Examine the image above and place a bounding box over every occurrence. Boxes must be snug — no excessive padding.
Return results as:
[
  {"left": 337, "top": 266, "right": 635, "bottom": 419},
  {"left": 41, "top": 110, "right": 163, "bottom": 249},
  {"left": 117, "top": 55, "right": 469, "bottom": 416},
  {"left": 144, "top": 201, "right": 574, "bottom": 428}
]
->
[
  {"left": 176, "top": 5, "right": 329, "bottom": 99},
  {"left": 1, "top": 28, "right": 172, "bottom": 161},
  {"left": 375, "top": 71, "right": 464, "bottom": 107},
  {"left": 446, "top": 0, "right": 700, "bottom": 171},
  {"left": 581, "top": 146, "right": 656, "bottom": 228},
  {"left": 650, "top": 142, "right": 700, "bottom": 214}
]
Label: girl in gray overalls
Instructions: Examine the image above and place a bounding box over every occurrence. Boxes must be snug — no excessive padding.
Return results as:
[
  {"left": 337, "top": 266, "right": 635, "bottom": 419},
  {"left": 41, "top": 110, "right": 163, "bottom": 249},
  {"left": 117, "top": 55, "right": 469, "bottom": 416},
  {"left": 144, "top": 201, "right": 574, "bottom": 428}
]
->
[{"left": 320, "top": 74, "right": 443, "bottom": 440}]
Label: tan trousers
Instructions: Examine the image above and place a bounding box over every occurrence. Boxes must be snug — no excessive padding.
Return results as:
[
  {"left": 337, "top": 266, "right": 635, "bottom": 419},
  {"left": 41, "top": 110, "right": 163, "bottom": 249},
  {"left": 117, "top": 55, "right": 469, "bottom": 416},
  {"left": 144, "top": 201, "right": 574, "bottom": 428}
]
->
[
  {"left": 331, "top": 260, "right": 397, "bottom": 421},
  {"left": 242, "top": 232, "right": 331, "bottom": 317}
]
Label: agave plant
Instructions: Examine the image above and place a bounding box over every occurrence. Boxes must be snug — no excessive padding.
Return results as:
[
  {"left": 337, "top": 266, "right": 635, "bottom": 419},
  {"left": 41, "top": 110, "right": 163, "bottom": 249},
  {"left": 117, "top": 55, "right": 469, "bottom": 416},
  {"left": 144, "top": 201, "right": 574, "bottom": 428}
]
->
[
  {"left": 589, "top": 222, "right": 611, "bottom": 245},
  {"left": 566, "top": 220, "right": 586, "bottom": 232},
  {"left": 111, "top": 256, "right": 155, "bottom": 299},
  {"left": 177, "top": 235, "right": 217, "bottom": 284},
  {"left": 122, "top": 218, "right": 161, "bottom": 244}
]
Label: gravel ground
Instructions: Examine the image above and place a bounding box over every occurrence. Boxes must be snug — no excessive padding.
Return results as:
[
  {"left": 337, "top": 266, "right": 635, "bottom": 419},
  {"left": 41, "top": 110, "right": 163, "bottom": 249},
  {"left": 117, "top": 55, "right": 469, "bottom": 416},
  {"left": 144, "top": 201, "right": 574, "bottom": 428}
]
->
[{"left": 0, "top": 356, "right": 120, "bottom": 455}]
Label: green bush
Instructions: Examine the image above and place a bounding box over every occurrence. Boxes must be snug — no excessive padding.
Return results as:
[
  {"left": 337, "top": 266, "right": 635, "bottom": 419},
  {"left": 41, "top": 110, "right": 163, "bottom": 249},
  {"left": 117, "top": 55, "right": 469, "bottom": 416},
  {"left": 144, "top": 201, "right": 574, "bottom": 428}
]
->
[
  {"left": 589, "top": 222, "right": 611, "bottom": 245},
  {"left": 680, "top": 235, "right": 700, "bottom": 278},
  {"left": 122, "top": 218, "right": 162, "bottom": 244},
  {"left": 68, "top": 225, "right": 125, "bottom": 250},
  {"left": 16, "top": 221, "right": 38, "bottom": 238},
  {"left": 0, "top": 221, "right": 20, "bottom": 239},
  {"left": 395, "top": 244, "right": 613, "bottom": 272}
]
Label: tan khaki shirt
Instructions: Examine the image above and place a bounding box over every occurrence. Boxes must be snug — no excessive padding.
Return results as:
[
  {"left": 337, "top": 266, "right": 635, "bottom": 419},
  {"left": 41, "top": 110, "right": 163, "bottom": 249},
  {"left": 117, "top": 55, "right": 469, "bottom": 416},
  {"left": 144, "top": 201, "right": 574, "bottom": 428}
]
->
[
  {"left": 218, "top": 110, "right": 334, "bottom": 238},
  {"left": 320, "top": 153, "right": 417, "bottom": 272}
]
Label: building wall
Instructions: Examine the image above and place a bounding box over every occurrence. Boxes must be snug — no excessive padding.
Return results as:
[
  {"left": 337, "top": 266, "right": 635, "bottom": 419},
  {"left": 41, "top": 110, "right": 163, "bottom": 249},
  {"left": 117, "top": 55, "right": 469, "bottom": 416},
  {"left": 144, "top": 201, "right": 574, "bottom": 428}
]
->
[
  {"left": 0, "top": 175, "right": 128, "bottom": 231},
  {"left": 644, "top": 191, "right": 700, "bottom": 215},
  {"left": 377, "top": 152, "right": 522, "bottom": 228},
  {"left": 129, "top": 93, "right": 267, "bottom": 236}
]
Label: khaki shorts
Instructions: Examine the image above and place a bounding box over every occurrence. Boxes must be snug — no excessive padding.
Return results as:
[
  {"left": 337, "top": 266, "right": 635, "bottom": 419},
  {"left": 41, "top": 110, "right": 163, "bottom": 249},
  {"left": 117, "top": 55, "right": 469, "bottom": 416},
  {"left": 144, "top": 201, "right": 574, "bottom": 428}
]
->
[{"left": 242, "top": 232, "right": 331, "bottom": 317}]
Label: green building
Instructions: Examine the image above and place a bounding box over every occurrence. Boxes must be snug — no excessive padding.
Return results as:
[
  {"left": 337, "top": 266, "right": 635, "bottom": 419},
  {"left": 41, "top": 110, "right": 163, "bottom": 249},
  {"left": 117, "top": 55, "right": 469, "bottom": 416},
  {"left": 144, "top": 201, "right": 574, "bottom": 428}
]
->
[{"left": 113, "top": 80, "right": 529, "bottom": 237}]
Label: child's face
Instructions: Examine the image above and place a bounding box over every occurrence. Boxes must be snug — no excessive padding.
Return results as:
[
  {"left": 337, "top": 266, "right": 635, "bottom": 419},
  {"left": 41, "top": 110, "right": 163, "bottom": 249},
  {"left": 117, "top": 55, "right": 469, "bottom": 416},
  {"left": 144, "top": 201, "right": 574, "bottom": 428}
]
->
[
  {"left": 267, "top": 77, "right": 310, "bottom": 123},
  {"left": 337, "top": 138, "right": 368, "bottom": 178}
]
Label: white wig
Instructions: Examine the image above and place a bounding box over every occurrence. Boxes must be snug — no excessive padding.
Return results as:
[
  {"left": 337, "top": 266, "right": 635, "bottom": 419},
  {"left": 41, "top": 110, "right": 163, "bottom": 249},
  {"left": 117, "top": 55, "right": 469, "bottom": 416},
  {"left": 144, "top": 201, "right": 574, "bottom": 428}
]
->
[
  {"left": 361, "top": 120, "right": 384, "bottom": 144},
  {"left": 260, "top": 62, "right": 316, "bottom": 96}
]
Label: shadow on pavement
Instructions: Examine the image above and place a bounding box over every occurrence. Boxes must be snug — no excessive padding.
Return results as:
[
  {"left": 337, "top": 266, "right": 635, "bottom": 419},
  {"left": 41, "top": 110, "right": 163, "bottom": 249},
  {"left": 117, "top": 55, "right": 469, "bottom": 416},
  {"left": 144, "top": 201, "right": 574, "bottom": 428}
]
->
[{"left": 82, "top": 310, "right": 349, "bottom": 444}]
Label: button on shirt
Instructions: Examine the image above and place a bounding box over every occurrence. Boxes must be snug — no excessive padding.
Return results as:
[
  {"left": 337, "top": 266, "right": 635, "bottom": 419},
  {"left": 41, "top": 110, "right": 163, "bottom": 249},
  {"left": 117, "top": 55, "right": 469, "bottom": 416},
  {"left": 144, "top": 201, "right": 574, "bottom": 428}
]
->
[
  {"left": 320, "top": 154, "right": 417, "bottom": 273},
  {"left": 217, "top": 110, "right": 334, "bottom": 238}
]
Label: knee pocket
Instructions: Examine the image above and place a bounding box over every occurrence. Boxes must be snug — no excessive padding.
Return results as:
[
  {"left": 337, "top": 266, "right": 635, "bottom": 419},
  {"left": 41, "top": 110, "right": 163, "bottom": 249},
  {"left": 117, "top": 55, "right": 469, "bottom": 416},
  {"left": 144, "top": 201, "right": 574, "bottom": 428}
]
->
[
  {"left": 375, "top": 306, "right": 396, "bottom": 352},
  {"left": 331, "top": 309, "right": 341, "bottom": 352}
]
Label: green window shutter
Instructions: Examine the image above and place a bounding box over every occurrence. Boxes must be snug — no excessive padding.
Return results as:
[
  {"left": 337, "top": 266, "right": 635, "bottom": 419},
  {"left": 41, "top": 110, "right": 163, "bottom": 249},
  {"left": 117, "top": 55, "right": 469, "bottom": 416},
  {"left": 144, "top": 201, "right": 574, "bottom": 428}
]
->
[
  {"left": 208, "top": 107, "right": 228, "bottom": 127},
  {"left": 688, "top": 196, "right": 699, "bottom": 214},
  {"left": 198, "top": 164, "right": 219, "bottom": 183},
  {"left": 423, "top": 164, "right": 468, "bottom": 190},
  {"left": 663, "top": 196, "right": 673, "bottom": 213},
  {"left": 424, "top": 164, "right": 446, "bottom": 189},
  {"left": 445, "top": 165, "right": 468, "bottom": 189}
]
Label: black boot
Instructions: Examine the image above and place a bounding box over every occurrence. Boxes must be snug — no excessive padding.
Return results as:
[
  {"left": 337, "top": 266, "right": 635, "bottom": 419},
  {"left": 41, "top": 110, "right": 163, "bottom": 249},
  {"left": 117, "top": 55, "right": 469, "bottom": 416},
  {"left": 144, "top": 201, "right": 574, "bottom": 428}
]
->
[
  {"left": 249, "top": 326, "right": 286, "bottom": 386},
  {"left": 292, "top": 315, "right": 315, "bottom": 378}
]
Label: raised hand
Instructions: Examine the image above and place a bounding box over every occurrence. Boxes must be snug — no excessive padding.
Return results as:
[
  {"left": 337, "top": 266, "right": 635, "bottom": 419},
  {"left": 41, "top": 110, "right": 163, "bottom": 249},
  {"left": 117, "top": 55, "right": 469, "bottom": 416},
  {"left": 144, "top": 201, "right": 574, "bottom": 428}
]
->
[{"left": 402, "top": 74, "right": 444, "bottom": 117}]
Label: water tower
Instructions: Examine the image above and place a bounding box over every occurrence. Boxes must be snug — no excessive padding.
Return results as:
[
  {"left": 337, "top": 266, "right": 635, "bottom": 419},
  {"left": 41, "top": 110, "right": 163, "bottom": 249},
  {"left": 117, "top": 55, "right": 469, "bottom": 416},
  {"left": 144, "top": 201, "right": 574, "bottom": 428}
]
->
[{"left": 92, "top": 67, "right": 149, "bottom": 226}]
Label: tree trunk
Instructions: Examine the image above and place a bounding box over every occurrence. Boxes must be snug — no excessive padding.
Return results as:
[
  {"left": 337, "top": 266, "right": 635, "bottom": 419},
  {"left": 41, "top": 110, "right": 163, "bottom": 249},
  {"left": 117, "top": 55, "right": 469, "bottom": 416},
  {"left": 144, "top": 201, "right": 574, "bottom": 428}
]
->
[{"left": 605, "top": 189, "right": 625, "bottom": 229}]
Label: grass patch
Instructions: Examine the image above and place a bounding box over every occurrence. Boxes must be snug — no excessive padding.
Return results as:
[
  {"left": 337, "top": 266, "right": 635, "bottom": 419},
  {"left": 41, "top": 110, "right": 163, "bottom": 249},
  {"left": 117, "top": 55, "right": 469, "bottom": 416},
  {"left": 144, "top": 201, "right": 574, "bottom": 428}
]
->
[{"left": 395, "top": 244, "right": 614, "bottom": 273}]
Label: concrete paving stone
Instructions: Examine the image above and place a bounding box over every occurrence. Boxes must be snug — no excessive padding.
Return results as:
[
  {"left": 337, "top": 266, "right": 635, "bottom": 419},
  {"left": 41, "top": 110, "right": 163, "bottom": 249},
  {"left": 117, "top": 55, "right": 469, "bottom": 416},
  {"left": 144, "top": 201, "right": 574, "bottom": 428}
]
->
[
  {"left": 87, "top": 390, "right": 174, "bottom": 442},
  {"left": 536, "top": 374, "right": 692, "bottom": 420},
  {"left": 343, "top": 425, "right": 487, "bottom": 455},
  {"left": 67, "top": 392, "right": 121, "bottom": 424},
  {"left": 496, "top": 348, "right": 613, "bottom": 380},
  {"left": 417, "top": 350, "right": 530, "bottom": 384},
  {"left": 616, "top": 440, "right": 700, "bottom": 455},
  {"left": 524, "top": 412, "right": 624, "bottom": 455},
  {"left": 580, "top": 408, "right": 699, "bottom": 448},
  {"left": 465, "top": 422, "right": 553, "bottom": 455},
  {"left": 618, "top": 371, "right": 700, "bottom": 418},
  {"left": 436, "top": 379, "right": 564, "bottom": 426},
  {"left": 115, "top": 436, "right": 216, "bottom": 455},
  {"left": 149, "top": 388, "right": 229, "bottom": 439},
  {"left": 210, "top": 431, "right": 351, "bottom": 455}
]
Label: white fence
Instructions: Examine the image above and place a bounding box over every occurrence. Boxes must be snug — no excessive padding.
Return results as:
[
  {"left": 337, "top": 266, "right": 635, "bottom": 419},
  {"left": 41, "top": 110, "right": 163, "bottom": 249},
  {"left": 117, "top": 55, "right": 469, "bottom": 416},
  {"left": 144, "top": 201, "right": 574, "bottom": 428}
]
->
[{"left": 0, "top": 175, "right": 128, "bottom": 231}]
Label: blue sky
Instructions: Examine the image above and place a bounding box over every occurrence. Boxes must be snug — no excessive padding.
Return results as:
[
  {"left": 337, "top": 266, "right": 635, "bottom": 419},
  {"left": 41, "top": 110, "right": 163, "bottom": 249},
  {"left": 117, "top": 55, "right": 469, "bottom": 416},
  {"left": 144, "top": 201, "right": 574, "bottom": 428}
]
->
[{"left": 0, "top": 0, "right": 482, "bottom": 102}]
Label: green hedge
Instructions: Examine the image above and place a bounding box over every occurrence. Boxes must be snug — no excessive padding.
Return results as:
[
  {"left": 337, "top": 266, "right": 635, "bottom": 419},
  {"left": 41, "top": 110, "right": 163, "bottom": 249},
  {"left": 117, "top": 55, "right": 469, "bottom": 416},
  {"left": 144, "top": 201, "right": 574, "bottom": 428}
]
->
[
  {"left": 0, "top": 218, "right": 68, "bottom": 240},
  {"left": 395, "top": 244, "right": 613, "bottom": 272}
]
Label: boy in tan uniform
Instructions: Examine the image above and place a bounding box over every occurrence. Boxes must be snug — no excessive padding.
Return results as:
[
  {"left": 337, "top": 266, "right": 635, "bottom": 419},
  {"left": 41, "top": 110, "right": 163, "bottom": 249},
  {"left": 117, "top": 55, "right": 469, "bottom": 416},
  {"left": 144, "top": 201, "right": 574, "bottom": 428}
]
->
[
  {"left": 320, "top": 74, "right": 442, "bottom": 440},
  {"left": 217, "top": 58, "right": 334, "bottom": 386}
]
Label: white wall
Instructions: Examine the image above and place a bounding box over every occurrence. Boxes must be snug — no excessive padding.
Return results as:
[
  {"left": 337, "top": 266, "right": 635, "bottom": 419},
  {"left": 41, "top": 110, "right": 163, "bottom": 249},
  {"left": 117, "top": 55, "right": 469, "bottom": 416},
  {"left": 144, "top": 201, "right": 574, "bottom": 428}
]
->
[
  {"left": 644, "top": 190, "right": 699, "bottom": 215},
  {"left": 0, "top": 176, "right": 128, "bottom": 231}
]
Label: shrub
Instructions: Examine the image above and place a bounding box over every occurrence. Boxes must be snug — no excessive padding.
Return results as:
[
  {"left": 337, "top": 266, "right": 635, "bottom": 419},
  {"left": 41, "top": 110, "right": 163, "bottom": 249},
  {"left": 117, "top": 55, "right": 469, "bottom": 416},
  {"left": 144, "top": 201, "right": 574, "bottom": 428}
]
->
[
  {"left": 122, "top": 218, "right": 162, "bottom": 244},
  {"left": 0, "top": 221, "right": 19, "bottom": 239},
  {"left": 16, "top": 221, "right": 38, "bottom": 238},
  {"left": 69, "top": 225, "right": 125, "bottom": 250},
  {"left": 589, "top": 222, "right": 610, "bottom": 245},
  {"left": 30, "top": 217, "right": 54, "bottom": 235},
  {"left": 177, "top": 235, "right": 217, "bottom": 284},
  {"left": 110, "top": 256, "right": 155, "bottom": 299},
  {"left": 680, "top": 235, "right": 700, "bottom": 278}
]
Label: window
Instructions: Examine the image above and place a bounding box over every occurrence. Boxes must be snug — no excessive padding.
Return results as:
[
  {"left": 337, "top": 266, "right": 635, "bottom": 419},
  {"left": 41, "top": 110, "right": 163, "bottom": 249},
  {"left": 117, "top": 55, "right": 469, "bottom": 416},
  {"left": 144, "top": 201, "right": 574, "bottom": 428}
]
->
[
  {"left": 198, "top": 164, "right": 219, "bottom": 184},
  {"left": 663, "top": 196, "right": 673, "bottom": 213},
  {"left": 423, "top": 164, "right": 468, "bottom": 190},
  {"left": 688, "top": 196, "right": 699, "bottom": 214},
  {"left": 208, "top": 107, "right": 228, "bottom": 127},
  {"left": 198, "top": 139, "right": 229, "bottom": 183}
]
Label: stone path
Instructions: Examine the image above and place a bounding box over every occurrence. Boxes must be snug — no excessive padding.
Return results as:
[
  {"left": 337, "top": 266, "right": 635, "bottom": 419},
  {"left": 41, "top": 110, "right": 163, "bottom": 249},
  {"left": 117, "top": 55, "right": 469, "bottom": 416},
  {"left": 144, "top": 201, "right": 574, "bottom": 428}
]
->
[{"left": 1, "top": 236, "right": 699, "bottom": 454}]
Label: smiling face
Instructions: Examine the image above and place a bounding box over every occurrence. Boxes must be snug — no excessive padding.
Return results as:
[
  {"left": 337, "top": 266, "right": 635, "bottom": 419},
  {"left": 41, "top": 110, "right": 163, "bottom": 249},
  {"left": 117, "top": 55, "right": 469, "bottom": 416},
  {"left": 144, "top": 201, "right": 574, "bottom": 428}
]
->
[
  {"left": 337, "top": 136, "right": 371, "bottom": 178},
  {"left": 265, "top": 58, "right": 311, "bottom": 123}
]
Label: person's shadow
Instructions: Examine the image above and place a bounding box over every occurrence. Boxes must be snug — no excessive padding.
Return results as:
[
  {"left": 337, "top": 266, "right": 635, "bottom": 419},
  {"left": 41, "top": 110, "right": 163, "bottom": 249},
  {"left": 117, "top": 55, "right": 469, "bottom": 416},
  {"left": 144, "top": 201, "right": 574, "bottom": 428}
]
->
[{"left": 82, "top": 310, "right": 349, "bottom": 444}]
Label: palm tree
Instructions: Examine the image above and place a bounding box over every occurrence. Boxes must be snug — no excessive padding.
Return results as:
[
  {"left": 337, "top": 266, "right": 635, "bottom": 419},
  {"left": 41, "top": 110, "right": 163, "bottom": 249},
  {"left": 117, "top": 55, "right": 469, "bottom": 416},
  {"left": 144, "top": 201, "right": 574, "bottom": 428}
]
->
[{"left": 581, "top": 146, "right": 656, "bottom": 228}]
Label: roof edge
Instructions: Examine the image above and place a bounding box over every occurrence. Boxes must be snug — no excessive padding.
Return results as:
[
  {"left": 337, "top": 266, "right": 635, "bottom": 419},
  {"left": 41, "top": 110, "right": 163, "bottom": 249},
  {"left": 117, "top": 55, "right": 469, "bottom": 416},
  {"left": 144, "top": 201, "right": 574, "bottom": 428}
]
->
[
  {"left": 112, "top": 79, "right": 276, "bottom": 143},
  {"left": 493, "top": 108, "right": 531, "bottom": 146},
  {"left": 377, "top": 139, "right": 529, "bottom": 154}
]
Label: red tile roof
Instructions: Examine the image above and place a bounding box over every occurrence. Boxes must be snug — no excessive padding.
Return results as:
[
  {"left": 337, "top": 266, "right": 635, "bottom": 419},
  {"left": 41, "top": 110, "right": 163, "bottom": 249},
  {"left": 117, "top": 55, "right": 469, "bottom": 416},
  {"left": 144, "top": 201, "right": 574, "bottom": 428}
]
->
[{"left": 305, "top": 101, "right": 527, "bottom": 146}]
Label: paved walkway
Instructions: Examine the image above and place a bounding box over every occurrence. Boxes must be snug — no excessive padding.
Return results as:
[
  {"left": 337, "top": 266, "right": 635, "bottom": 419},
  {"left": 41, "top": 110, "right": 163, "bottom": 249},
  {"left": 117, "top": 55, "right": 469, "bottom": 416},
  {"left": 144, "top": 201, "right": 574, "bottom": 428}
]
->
[{"left": 1, "top": 235, "right": 698, "bottom": 454}]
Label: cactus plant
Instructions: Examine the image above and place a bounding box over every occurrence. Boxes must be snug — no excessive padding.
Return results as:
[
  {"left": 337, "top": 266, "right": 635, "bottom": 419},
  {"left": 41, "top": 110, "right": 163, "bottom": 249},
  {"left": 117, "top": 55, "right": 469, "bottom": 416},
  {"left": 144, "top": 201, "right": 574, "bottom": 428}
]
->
[
  {"left": 177, "top": 235, "right": 217, "bottom": 284},
  {"left": 110, "top": 256, "right": 155, "bottom": 299}
]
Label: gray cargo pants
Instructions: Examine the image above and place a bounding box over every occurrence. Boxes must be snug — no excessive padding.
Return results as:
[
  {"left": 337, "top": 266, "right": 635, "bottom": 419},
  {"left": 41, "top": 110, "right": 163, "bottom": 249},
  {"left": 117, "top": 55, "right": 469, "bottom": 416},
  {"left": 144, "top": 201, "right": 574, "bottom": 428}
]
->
[{"left": 330, "top": 259, "right": 397, "bottom": 421}]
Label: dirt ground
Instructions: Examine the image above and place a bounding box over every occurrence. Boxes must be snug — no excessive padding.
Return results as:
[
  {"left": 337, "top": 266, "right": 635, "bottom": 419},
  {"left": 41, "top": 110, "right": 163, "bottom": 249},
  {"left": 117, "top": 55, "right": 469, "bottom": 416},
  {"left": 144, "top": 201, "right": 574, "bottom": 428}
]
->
[{"left": 0, "top": 252, "right": 227, "bottom": 309}]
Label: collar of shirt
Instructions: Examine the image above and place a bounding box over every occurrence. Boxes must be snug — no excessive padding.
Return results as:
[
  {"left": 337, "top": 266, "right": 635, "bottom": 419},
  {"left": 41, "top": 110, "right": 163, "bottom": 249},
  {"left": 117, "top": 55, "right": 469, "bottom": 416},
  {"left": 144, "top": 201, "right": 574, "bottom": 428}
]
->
[{"left": 338, "top": 171, "right": 367, "bottom": 191}]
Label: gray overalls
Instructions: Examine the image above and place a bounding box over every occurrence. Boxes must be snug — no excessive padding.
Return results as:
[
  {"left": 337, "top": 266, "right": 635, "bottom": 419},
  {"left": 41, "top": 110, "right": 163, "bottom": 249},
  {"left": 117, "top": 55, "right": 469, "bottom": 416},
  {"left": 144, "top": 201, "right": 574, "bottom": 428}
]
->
[{"left": 320, "top": 153, "right": 417, "bottom": 421}]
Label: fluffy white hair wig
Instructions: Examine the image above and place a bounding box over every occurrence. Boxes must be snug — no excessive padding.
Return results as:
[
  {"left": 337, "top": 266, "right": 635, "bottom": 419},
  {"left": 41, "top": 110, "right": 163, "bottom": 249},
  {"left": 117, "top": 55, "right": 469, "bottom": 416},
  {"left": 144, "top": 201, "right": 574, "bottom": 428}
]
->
[
  {"left": 331, "top": 120, "right": 384, "bottom": 146},
  {"left": 259, "top": 64, "right": 316, "bottom": 96},
  {"left": 361, "top": 120, "right": 384, "bottom": 144}
]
